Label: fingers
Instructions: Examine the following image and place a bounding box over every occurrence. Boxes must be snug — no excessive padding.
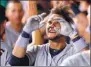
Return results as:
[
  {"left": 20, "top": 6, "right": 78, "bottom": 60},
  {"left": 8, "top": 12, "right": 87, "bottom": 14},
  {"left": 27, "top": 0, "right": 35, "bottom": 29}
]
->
[
  {"left": 39, "top": 14, "right": 50, "bottom": 26},
  {"left": 38, "top": 13, "right": 47, "bottom": 21},
  {"left": 39, "top": 13, "right": 53, "bottom": 28},
  {"left": 52, "top": 17, "right": 68, "bottom": 24},
  {"left": 40, "top": 13, "right": 47, "bottom": 18}
]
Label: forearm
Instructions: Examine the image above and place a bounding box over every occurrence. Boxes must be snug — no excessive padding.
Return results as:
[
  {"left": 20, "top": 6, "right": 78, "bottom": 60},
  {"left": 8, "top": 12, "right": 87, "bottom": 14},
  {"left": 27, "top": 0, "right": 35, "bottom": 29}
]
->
[
  {"left": 12, "top": 46, "right": 26, "bottom": 58},
  {"left": 12, "top": 31, "right": 32, "bottom": 58}
]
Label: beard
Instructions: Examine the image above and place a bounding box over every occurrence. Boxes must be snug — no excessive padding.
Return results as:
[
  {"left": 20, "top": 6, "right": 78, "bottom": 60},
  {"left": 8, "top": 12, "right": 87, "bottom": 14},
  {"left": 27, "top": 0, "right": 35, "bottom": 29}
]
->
[
  {"left": 46, "top": 26, "right": 65, "bottom": 42},
  {"left": 47, "top": 34, "right": 64, "bottom": 42}
]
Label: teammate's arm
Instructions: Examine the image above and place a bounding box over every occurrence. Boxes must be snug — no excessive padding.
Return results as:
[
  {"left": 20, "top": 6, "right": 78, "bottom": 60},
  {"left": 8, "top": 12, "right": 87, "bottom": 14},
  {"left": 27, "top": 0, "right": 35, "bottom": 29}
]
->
[{"left": 8, "top": 13, "right": 46, "bottom": 66}]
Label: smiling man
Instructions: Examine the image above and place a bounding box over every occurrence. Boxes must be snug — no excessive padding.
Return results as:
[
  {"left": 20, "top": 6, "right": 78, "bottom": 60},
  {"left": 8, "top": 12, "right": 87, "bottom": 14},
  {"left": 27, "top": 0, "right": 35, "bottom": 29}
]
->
[
  {"left": 5, "top": 1, "right": 24, "bottom": 49},
  {"left": 8, "top": 7, "right": 87, "bottom": 66}
]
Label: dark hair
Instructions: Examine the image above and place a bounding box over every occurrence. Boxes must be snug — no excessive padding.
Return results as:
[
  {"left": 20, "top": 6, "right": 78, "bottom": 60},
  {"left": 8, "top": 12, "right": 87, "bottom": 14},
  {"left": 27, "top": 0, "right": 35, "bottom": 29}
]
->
[
  {"left": 86, "top": 0, "right": 91, "bottom": 4},
  {"left": 0, "top": 5, "right": 7, "bottom": 24},
  {"left": 51, "top": 7, "right": 74, "bottom": 24},
  {"left": 6, "top": 0, "right": 22, "bottom": 9},
  {"left": 7, "top": 0, "right": 21, "bottom": 4}
]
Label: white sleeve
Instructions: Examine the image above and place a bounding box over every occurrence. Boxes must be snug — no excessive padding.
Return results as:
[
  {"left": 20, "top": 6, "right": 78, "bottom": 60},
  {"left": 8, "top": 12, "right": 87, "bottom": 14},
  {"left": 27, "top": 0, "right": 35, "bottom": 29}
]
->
[
  {"left": 71, "top": 38, "right": 88, "bottom": 53},
  {"left": 66, "top": 38, "right": 88, "bottom": 56}
]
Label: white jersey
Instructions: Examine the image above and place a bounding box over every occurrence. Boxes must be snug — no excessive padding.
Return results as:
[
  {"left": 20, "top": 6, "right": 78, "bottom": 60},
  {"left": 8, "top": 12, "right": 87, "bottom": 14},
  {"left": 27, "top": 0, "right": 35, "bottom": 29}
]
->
[
  {"left": 26, "top": 41, "right": 86, "bottom": 66},
  {"left": 5, "top": 22, "right": 21, "bottom": 49},
  {"left": 0, "top": 22, "right": 21, "bottom": 66},
  {"left": 0, "top": 40, "right": 12, "bottom": 66},
  {"left": 60, "top": 50, "right": 90, "bottom": 66}
]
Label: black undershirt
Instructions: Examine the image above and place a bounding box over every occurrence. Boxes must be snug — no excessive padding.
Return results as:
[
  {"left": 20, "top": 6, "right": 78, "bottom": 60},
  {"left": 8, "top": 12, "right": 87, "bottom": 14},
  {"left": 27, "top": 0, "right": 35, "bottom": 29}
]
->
[{"left": 49, "top": 47, "right": 62, "bottom": 58}]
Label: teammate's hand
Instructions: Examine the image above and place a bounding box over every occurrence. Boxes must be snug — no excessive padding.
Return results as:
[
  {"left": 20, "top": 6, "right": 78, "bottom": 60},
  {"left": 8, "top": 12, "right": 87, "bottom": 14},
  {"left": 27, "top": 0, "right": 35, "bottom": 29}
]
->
[
  {"left": 23, "top": 13, "right": 46, "bottom": 34},
  {"left": 54, "top": 17, "right": 77, "bottom": 39}
]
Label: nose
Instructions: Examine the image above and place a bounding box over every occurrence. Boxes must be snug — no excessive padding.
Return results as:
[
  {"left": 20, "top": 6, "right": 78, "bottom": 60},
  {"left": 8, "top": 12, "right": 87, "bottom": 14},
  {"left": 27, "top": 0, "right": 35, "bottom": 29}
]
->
[{"left": 50, "top": 21, "right": 57, "bottom": 27}]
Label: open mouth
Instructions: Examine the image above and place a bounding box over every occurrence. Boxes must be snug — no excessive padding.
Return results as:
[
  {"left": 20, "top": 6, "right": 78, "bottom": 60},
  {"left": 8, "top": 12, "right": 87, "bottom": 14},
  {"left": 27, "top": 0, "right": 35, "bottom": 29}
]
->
[{"left": 48, "top": 27, "right": 56, "bottom": 33}]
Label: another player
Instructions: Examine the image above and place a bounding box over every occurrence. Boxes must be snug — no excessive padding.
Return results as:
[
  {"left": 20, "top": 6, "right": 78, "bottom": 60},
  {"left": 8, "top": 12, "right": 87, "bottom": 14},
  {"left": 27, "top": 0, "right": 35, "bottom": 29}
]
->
[
  {"left": 60, "top": 1, "right": 90, "bottom": 66},
  {"left": 8, "top": 7, "right": 87, "bottom": 66},
  {"left": 0, "top": 5, "right": 12, "bottom": 66},
  {"left": 5, "top": 1, "right": 24, "bottom": 49}
]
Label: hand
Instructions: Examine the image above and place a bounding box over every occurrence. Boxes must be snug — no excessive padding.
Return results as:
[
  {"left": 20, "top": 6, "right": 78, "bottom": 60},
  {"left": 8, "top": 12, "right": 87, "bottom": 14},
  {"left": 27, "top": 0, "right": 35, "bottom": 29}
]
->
[
  {"left": 54, "top": 17, "right": 77, "bottom": 39},
  {"left": 15, "top": 13, "right": 47, "bottom": 48},
  {"left": 23, "top": 13, "right": 46, "bottom": 34}
]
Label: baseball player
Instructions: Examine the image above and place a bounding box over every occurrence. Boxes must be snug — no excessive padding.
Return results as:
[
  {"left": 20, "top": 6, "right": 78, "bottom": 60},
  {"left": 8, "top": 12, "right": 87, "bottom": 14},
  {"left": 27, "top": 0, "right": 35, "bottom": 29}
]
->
[
  {"left": 60, "top": 1, "right": 90, "bottom": 66},
  {"left": 5, "top": 1, "right": 24, "bottom": 49},
  {"left": 0, "top": 1, "right": 24, "bottom": 66},
  {"left": 61, "top": 23, "right": 90, "bottom": 66},
  {"left": 0, "top": 5, "right": 12, "bottom": 66},
  {"left": 8, "top": 7, "right": 88, "bottom": 66}
]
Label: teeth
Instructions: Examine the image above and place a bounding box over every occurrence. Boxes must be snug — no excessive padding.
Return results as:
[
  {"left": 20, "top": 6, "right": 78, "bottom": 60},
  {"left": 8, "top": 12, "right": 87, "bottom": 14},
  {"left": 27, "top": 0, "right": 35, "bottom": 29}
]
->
[
  {"left": 49, "top": 28, "right": 51, "bottom": 31},
  {"left": 49, "top": 28, "right": 56, "bottom": 33}
]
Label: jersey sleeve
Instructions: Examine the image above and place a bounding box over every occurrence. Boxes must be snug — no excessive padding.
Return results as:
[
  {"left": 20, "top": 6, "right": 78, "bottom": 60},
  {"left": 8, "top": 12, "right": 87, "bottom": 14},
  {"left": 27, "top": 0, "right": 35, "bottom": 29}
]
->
[
  {"left": 8, "top": 45, "right": 41, "bottom": 66},
  {"left": 69, "top": 37, "right": 88, "bottom": 55},
  {"left": 66, "top": 37, "right": 88, "bottom": 56},
  {"left": 71, "top": 37, "right": 88, "bottom": 53}
]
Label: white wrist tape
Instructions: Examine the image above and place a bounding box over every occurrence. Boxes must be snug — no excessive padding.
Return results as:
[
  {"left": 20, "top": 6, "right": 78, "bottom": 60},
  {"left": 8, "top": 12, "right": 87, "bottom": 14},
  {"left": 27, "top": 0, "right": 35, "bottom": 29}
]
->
[{"left": 15, "top": 35, "right": 30, "bottom": 48}]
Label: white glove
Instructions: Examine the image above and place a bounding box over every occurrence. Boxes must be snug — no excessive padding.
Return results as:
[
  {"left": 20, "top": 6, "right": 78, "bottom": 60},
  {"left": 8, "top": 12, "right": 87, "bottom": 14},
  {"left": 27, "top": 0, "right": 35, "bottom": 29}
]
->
[
  {"left": 15, "top": 13, "right": 46, "bottom": 48},
  {"left": 23, "top": 13, "right": 46, "bottom": 34},
  {"left": 54, "top": 17, "right": 77, "bottom": 39}
]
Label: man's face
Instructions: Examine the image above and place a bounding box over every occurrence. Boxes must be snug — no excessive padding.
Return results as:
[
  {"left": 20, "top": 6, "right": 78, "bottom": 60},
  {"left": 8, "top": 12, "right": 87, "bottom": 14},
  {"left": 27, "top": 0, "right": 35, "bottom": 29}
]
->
[
  {"left": 46, "top": 14, "right": 62, "bottom": 40},
  {"left": 6, "top": 3, "right": 24, "bottom": 24},
  {"left": 74, "top": 14, "right": 88, "bottom": 37}
]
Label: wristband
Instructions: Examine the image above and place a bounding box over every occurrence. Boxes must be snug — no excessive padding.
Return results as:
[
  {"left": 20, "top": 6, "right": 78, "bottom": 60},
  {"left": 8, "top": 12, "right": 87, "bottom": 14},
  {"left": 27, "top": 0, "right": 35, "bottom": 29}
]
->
[
  {"left": 72, "top": 35, "right": 81, "bottom": 42},
  {"left": 15, "top": 31, "right": 32, "bottom": 48}
]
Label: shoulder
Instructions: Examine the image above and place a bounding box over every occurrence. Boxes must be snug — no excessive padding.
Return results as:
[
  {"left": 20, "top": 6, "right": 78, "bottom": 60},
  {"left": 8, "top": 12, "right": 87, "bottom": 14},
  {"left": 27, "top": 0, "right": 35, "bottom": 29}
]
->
[
  {"left": 61, "top": 52, "right": 83, "bottom": 66},
  {"left": 27, "top": 43, "right": 49, "bottom": 52}
]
